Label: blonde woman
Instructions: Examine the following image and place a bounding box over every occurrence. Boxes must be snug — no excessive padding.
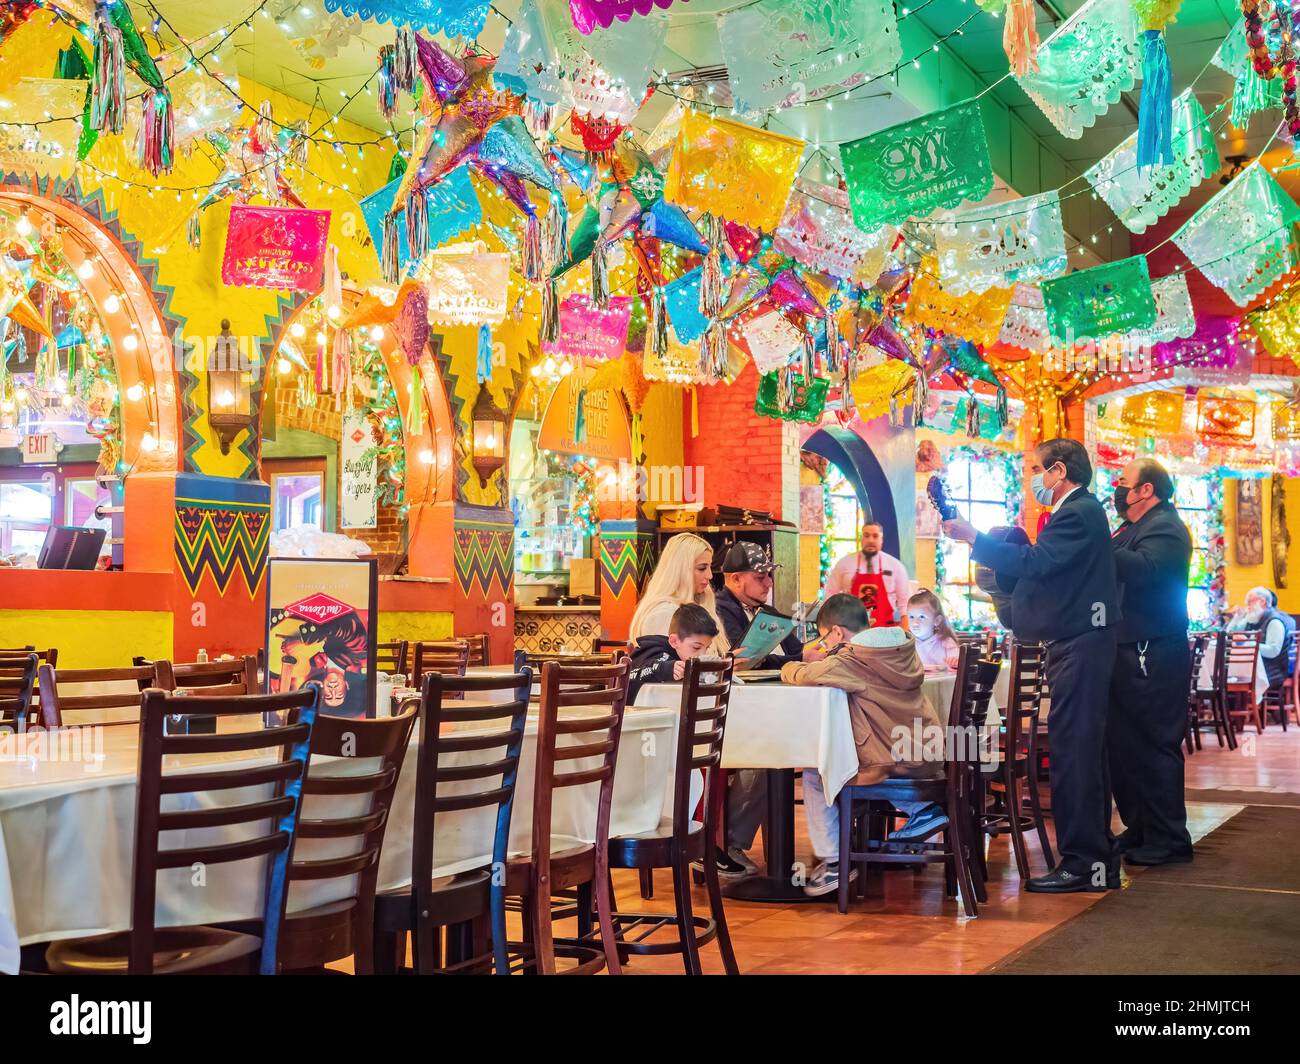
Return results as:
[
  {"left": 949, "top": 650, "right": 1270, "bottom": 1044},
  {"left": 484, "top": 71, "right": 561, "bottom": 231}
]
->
[{"left": 628, "top": 533, "right": 730, "bottom": 655}]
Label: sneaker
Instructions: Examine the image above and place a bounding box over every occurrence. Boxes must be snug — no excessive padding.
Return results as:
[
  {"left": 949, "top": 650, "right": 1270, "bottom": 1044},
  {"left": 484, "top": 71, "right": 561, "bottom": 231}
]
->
[
  {"left": 889, "top": 805, "right": 950, "bottom": 842},
  {"left": 727, "top": 847, "right": 760, "bottom": 875},
  {"left": 691, "top": 849, "right": 749, "bottom": 879},
  {"left": 803, "top": 860, "right": 858, "bottom": 898}
]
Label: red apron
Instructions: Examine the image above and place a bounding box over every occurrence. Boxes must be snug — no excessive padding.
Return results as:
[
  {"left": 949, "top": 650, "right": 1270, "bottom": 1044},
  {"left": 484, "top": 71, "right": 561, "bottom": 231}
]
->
[{"left": 849, "top": 557, "right": 897, "bottom": 628}]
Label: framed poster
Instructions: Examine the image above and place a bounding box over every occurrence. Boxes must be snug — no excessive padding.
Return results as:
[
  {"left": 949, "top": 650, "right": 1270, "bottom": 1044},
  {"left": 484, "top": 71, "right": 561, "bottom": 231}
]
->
[
  {"left": 265, "top": 557, "right": 378, "bottom": 718},
  {"left": 341, "top": 412, "right": 378, "bottom": 530},
  {"left": 1235, "top": 479, "right": 1264, "bottom": 567}
]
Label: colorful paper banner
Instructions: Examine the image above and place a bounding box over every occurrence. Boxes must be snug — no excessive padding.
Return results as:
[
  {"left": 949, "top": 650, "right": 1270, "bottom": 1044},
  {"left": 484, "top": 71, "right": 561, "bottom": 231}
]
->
[
  {"left": 422, "top": 247, "right": 510, "bottom": 325},
  {"left": 1014, "top": 0, "right": 1142, "bottom": 139},
  {"left": 359, "top": 165, "right": 481, "bottom": 276},
  {"left": 1130, "top": 272, "right": 1196, "bottom": 345},
  {"left": 1040, "top": 255, "right": 1157, "bottom": 343},
  {"left": 719, "top": 0, "right": 900, "bottom": 112},
  {"left": 934, "top": 189, "right": 1068, "bottom": 295},
  {"left": 221, "top": 205, "right": 331, "bottom": 291},
  {"left": 542, "top": 294, "right": 633, "bottom": 362},
  {"left": 663, "top": 263, "right": 732, "bottom": 344},
  {"left": 569, "top": 0, "right": 685, "bottom": 33},
  {"left": 1248, "top": 290, "right": 1300, "bottom": 360},
  {"left": 774, "top": 179, "right": 897, "bottom": 282},
  {"left": 737, "top": 306, "right": 805, "bottom": 374},
  {"left": 1084, "top": 90, "right": 1219, "bottom": 235},
  {"left": 0, "top": 79, "right": 92, "bottom": 181},
  {"left": 1173, "top": 164, "right": 1300, "bottom": 307},
  {"left": 997, "top": 284, "right": 1051, "bottom": 353},
  {"left": 842, "top": 100, "right": 995, "bottom": 231},
  {"left": 905, "top": 263, "right": 1012, "bottom": 348},
  {"left": 664, "top": 111, "right": 804, "bottom": 232},
  {"left": 322, "top": 0, "right": 490, "bottom": 35}
]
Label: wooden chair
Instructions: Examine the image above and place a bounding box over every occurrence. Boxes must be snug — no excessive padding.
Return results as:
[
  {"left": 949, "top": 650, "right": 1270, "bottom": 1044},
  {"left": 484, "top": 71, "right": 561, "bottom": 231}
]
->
[
  {"left": 977, "top": 639, "right": 1054, "bottom": 879},
  {"left": 1190, "top": 630, "right": 1236, "bottom": 750},
  {"left": 505, "top": 660, "right": 630, "bottom": 974},
  {"left": 409, "top": 640, "right": 471, "bottom": 687},
  {"left": 1184, "top": 632, "right": 1209, "bottom": 754},
  {"left": 834, "top": 643, "right": 1000, "bottom": 916},
  {"left": 1224, "top": 630, "right": 1264, "bottom": 735},
  {"left": 145, "top": 655, "right": 259, "bottom": 696},
  {"left": 45, "top": 685, "right": 322, "bottom": 975},
  {"left": 1261, "top": 636, "right": 1297, "bottom": 731},
  {"left": 36, "top": 663, "right": 155, "bottom": 728},
  {"left": 376, "top": 641, "right": 409, "bottom": 677},
  {"left": 0, "top": 653, "right": 38, "bottom": 728},
  {"left": 221, "top": 703, "right": 418, "bottom": 973},
  {"left": 522, "top": 651, "right": 618, "bottom": 669},
  {"left": 373, "top": 669, "right": 532, "bottom": 975},
  {"left": 594, "top": 639, "right": 630, "bottom": 655},
  {"left": 460, "top": 633, "right": 491, "bottom": 667},
  {"left": 604, "top": 657, "right": 738, "bottom": 974},
  {"left": 0, "top": 646, "right": 57, "bottom": 667}
]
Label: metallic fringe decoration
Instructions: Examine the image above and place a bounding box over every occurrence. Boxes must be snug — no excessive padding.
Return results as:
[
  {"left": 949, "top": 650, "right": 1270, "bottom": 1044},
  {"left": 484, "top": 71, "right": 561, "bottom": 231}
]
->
[
  {"left": 187, "top": 213, "right": 202, "bottom": 249},
  {"left": 523, "top": 99, "right": 559, "bottom": 136},
  {"left": 889, "top": 393, "right": 900, "bottom": 427},
  {"left": 700, "top": 213, "right": 726, "bottom": 317},
  {"left": 543, "top": 194, "right": 568, "bottom": 272},
  {"left": 381, "top": 213, "right": 400, "bottom": 283},
  {"left": 777, "top": 366, "right": 792, "bottom": 413},
  {"left": 1003, "top": 0, "right": 1040, "bottom": 77},
  {"left": 256, "top": 101, "right": 274, "bottom": 151},
  {"left": 995, "top": 384, "right": 1008, "bottom": 429},
  {"left": 802, "top": 332, "right": 815, "bottom": 380},
  {"left": 287, "top": 120, "right": 309, "bottom": 167},
  {"left": 405, "top": 187, "right": 429, "bottom": 262},
  {"left": 522, "top": 212, "right": 543, "bottom": 283},
  {"left": 648, "top": 285, "right": 669, "bottom": 361},
  {"left": 590, "top": 242, "right": 610, "bottom": 308},
  {"left": 315, "top": 331, "right": 332, "bottom": 395},
  {"left": 140, "top": 87, "right": 174, "bottom": 177},
  {"left": 541, "top": 278, "right": 561, "bottom": 344},
  {"left": 332, "top": 328, "right": 352, "bottom": 404},
  {"left": 574, "top": 388, "right": 587, "bottom": 443},
  {"left": 824, "top": 308, "right": 841, "bottom": 376},
  {"left": 394, "top": 27, "right": 418, "bottom": 94},
  {"left": 701, "top": 321, "right": 727, "bottom": 380},
  {"left": 967, "top": 397, "right": 981, "bottom": 438},
  {"left": 913, "top": 367, "right": 928, "bottom": 427},
  {"left": 91, "top": 13, "right": 125, "bottom": 134},
  {"left": 476, "top": 323, "right": 493, "bottom": 383},
  {"left": 378, "top": 45, "right": 399, "bottom": 120},
  {"left": 1137, "top": 30, "right": 1174, "bottom": 169}
]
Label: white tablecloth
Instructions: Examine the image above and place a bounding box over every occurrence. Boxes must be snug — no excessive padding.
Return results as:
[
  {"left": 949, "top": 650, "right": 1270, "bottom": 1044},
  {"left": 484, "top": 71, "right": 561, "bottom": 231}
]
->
[{"left": 0, "top": 704, "right": 676, "bottom": 974}]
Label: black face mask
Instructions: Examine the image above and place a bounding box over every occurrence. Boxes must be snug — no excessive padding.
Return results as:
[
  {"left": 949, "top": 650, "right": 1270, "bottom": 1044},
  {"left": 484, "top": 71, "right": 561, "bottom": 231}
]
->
[{"left": 1113, "top": 485, "right": 1133, "bottom": 519}]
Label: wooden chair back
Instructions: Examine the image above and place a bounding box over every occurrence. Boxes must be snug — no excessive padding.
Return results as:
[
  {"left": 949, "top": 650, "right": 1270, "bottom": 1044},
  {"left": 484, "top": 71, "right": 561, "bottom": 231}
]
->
[
  {"left": 459, "top": 633, "right": 491, "bottom": 667},
  {"left": 290, "top": 702, "right": 418, "bottom": 973},
  {"left": 593, "top": 639, "right": 629, "bottom": 655},
  {"left": 0, "top": 646, "right": 57, "bottom": 667},
  {"left": 946, "top": 643, "right": 1001, "bottom": 771},
  {"left": 376, "top": 641, "right": 409, "bottom": 676},
  {"left": 1005, "top": 640, "right": 1046, "bottom": 762},
  {"left": 409, "top": 640, "right": 471, "bottom": 686},
  {"left": 130, "top": 685, "right": 321, "bottom": 974},
  {"left": 36, "top": 663, "right": 155, "bottom": 728},
  {"left": 524, "top": 652, "right": 618, "bottom": 669},
  {"left": 1225, "top": 630, "right": 1261, "bottom": 690},
  {"left": 0, "top": 654, "right": 38, "bottom": 728},
  {"left": 150, "top": 656, "right": 259, "bottom": 697},
  {"left": 669, "top": 658, "right": 734, "bottom": 842},
  {"left": 1188, "top": 632, "right": 1210, "bottom": 702},
  {"left": 413, "top": 668, "right": 533, "bottom": 974}
]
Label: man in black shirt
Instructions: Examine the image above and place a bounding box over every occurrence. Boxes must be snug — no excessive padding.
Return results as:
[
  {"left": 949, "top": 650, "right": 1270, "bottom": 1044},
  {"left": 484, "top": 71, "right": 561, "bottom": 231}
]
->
[
  {"left": 715, "top": 541, "right": 804, "bottom": 669},
  {"left": 1109, "top": 458, "right": 1194, "bottom": 865}
]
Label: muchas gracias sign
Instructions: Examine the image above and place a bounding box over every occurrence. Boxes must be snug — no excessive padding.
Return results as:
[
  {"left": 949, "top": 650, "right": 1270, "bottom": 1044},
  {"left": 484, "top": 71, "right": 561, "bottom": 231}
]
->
[{"left": 537, "top": 367, "right": 633, "bottom": 462}]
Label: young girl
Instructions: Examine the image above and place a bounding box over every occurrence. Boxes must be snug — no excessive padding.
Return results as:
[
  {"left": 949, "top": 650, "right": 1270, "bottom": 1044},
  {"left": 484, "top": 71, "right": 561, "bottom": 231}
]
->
[{"left": 906, "top": 589, "right": 960, "bottom": 672}]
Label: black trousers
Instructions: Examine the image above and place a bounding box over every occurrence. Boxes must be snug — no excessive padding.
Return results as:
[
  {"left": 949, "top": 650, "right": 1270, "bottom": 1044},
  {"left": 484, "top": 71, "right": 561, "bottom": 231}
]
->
[
  {"left": 1045, "top": 626, "right": 1118, "bottom": 877},
  {"left": 1108, "top": 635, "right": 1193, "bottom": 855}
]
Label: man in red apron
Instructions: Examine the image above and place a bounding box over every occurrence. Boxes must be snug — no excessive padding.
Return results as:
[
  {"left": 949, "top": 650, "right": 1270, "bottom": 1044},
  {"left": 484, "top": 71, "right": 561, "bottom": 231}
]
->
[{"left": 825, "top": 522, "right": 910, "bottom": 627}]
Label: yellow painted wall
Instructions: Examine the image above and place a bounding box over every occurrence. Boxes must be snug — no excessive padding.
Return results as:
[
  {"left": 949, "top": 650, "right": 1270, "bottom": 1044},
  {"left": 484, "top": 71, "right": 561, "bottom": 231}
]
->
[
  {"left": 1223, "top": 476, "right": 1300, "bottom": 614},
  {"left": 377, "top": 611, "right": 456, "bottom": 645},
  {"left": 0, "top": 610, "right": 172, "bottom": 668}
]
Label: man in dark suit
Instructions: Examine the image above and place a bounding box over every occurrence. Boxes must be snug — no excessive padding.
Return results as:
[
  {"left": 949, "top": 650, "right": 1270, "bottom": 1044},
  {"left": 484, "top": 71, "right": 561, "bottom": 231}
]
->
[
  {"left": 1108, "top": 458, "right": 1194, "bottom": 865},
  {"left": 943, "top": 437, "right": 1120, "bottom": 893}
]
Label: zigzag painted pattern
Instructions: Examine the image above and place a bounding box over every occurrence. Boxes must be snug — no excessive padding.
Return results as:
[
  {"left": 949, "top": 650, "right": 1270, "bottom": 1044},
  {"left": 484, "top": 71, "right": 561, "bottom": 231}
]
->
[
  {"left": 174, "top": 500, "right": 271, "bottom": 597},
  {"left": 454, "top": 524, "right": 513, "bottom": 597},
  {"left": 600, "top": 534, "right": 656, "bottom": 600}
]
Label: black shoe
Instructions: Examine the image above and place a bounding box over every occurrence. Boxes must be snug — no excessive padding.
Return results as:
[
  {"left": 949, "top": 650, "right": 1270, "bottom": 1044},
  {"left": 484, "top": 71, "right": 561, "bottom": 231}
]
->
[
  {"left": 691, "top": 849, "right": 749, "bottom": 879},
  {"left": 1124, "top": 846, "right": 1192, "bottom": 866},
  {"left": 1116, "top": 831, "right": 1144, "bottom": 854},
  {"left": 1025, "top": 867, "right": 1119, "bottom": 893}
]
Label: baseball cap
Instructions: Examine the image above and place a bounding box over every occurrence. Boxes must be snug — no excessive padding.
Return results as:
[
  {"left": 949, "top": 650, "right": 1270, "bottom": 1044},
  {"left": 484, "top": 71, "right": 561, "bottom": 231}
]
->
[{"left": 721, "top": 541, "right": 778, "bottom": 575}]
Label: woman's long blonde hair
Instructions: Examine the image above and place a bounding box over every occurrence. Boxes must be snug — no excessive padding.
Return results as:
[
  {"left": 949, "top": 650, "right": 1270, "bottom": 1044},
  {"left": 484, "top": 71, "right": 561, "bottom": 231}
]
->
[{"left": 628, "top": 533, "right": 730, "bottom": 654}]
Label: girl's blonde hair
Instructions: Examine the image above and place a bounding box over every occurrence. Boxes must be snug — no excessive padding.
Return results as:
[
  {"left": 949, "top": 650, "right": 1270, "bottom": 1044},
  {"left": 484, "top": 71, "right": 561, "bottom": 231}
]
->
[
  {"left": 907, "top": 588, "right": 958, "bottom": 643},
  {"left": 628, "top": 533, "right": 730, "bottom": 654}
]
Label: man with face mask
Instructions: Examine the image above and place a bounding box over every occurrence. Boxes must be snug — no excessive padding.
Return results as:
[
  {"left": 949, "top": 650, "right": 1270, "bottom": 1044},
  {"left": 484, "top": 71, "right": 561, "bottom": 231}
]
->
[
  {"left": 1108, "top": 459, "right": 1194, "bottom": 866},
  {"left": 943, "top": 437, "right": 1120, "bottom": 893}
]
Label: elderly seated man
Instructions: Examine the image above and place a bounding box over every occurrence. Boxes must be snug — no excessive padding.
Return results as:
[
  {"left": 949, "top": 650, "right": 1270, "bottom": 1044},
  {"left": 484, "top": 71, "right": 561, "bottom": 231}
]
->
[{"left": 1227, "top": 586, "right": 1296, "bottom": 695}]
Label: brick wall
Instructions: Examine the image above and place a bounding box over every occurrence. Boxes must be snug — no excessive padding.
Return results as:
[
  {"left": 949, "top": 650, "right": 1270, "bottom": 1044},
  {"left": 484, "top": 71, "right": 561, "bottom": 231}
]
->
[
  {"left": 272, "top": 381, "right": 406, "bottom": 561},
  {"left": 683, "top": 363, "right": 792, "bottom": 520}
]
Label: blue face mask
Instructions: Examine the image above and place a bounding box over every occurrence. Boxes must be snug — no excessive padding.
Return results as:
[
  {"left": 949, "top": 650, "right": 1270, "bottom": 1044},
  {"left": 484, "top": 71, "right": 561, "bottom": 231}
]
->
[{"left": 1031, "top": 465, "right": 1060, "bottom": 507}]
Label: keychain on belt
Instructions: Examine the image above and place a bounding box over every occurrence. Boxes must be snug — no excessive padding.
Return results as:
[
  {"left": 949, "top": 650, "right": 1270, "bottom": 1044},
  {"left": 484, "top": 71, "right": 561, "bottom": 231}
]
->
[{"left": 1137, "top": 640, "right": 1149, "bottom": 678}]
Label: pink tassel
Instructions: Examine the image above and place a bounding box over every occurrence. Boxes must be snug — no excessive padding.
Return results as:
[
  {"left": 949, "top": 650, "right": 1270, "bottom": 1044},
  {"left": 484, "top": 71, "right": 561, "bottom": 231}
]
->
[
  {"left": 139, "top": 87, "right": 174, "bottom": 177},
  {"left": 1003, "top": 0, "right": 1040, "bottom": 77},
  {"left": 405, "top": 187, "right": 429, "bottom": 261},
  {"left": 332, "top": 328, "right": 352, "bottom": 405},
  {"left": 91, "top": 13, "right": 125, "bottom": 134}
]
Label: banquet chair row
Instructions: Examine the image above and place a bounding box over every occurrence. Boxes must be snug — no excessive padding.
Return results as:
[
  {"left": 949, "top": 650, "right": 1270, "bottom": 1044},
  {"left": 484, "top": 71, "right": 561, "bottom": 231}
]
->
[{"left": 375, "top": 634, "right": 491, "bottom": 677}]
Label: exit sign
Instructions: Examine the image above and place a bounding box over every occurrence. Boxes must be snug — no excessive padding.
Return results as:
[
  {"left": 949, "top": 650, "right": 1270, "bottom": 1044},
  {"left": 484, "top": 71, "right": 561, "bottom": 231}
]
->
[{"left": 20, "top": 433, "right": 60, "bottom": 464}]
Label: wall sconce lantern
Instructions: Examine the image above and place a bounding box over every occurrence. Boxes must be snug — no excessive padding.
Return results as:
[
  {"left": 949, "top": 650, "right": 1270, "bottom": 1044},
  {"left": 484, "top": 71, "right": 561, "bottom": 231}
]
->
[
  {"left": 206, "top": 319, "right": 252, "bottom": 455},
  {"left": 470, "top": 384, "right": 507, "bottom": 486}
]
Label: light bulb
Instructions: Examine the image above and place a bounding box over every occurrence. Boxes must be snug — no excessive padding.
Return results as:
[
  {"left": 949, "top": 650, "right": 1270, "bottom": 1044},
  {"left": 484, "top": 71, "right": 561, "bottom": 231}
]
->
[
  {"left": 121, "top": 334, "right": 138, "bottom": 351},
  {"left": 277, "top": 357, "right": 292, "bottom": 375},
  {"left": 291, "top": 322, "right": 306, "bottom": 338},
  {"left": 327, "top": 304, "right": 341, "bottom": 320},
  {"left": 484, "top": 434, "right": 496, "bottom": 449},
  {"left": 215, "top": 390, "right": 235, "bottom": 408},
  {"left": 370, "top": 325, "right": 384, "bottom": 341},
  {"left": 77, "top": 260, "right": 94, "bottom": 280},
  {"left": 418, "top": 448, "right": 434, "bottom": 464},
  {"left": 15, "top": 213, "right": 31, "bottom": 235},
  {"left": 141, "top": 432, "right": 158, "bottom": 452},
  {"left": 102, "top": 294, "right": 120, "bottom": 313},
  {"left": 125, "top": 383, "right": 144, "bottom": 401}
]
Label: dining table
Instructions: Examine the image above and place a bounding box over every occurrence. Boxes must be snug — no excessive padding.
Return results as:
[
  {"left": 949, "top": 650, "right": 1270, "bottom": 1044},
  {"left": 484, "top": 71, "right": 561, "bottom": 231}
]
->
[{"left": 0, "top": 696, "right": 678, "bottom": 976}]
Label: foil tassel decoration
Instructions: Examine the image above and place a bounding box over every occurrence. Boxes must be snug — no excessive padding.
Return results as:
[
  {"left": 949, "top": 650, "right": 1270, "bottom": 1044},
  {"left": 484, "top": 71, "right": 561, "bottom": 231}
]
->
[
  {"left": 381, "top": 213, "right": 400, "bottom": 284},
  {"left": 91, "top": 11, "right": 125, "bottom": 134},
  {"left": 1003, "top": 0, "right": 1040, "bottom": 77},
  {"left": 476, "top": 323, "right": 493, "bottom": 383},
  {"left": 648, "top": 285, "right": 669, "bottom": 361},
  {"left": 967, "top": 396, "right": 981, "bottom": 438},
  {"left": 523, "top": 99, "right": 559, "bottom": 136},
  {"left": 802, "top": 332, "right": 815, "bottom": 380},
  {"left": 591, "top": 242, "right": 611, "bottom": 309},
  {"left": 543, "top": 195, "right": 568, "bottom": 272},
  {"left": 700, "top": 214, "right": 726, "bottom": 317},
  {"left": 913, "top": 366, "right": 928, "bottom": 427},
  {"left": 333, "top": 329, "right": 353, "bottom": 409},
  {"left": 1137, "top": 30, "right": 1174, "bottom": 169},
  {"left": 995, "top": 383, "right": 1009, "bottom": 429},
  {"left": 574, "top": 388, "right": 588, "bottom": 443},
  {"left": 889, "top": 393, "right": 900, "bottom": 427},
  {"left": 140, "top": 87, "right": 174, "bottom": 177},
  {"left": 824, "top": 308, "right": 841, "bottom": 376},
  {"left": 378, "top": 45, "right": 399, "bottom": 120},
  {"left": 395, "top": 27, "right": 418, "bottom": 93},
  {"left": 255, "top": 101, "right": 274, "bottom": 152},
  {"left": 522, "top": 211, "right": 543, "bottom": 283},
  {"left": 405, "top": 187, "right": 429, "bottom": 262},
  {"left": 703, "top": 321, "right": 728, "bottom": 380},
  {"left": 187, "top": 213, "right": 202, "bottom": 250},
  {"left": 541, "top": 278, "right": 561, "bottom": 344}
]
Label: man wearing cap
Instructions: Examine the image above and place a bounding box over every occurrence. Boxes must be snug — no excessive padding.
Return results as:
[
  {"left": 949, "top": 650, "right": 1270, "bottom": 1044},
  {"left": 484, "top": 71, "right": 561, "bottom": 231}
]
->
[
  {"left": 716, "top": 540, "right": 805, "bottom": 669},
  {"left": 825, "top": 521, "right": 911, "bottom": 627},
  {"left": 708, "top": 541, "right": 805, "bottom": 879}
]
